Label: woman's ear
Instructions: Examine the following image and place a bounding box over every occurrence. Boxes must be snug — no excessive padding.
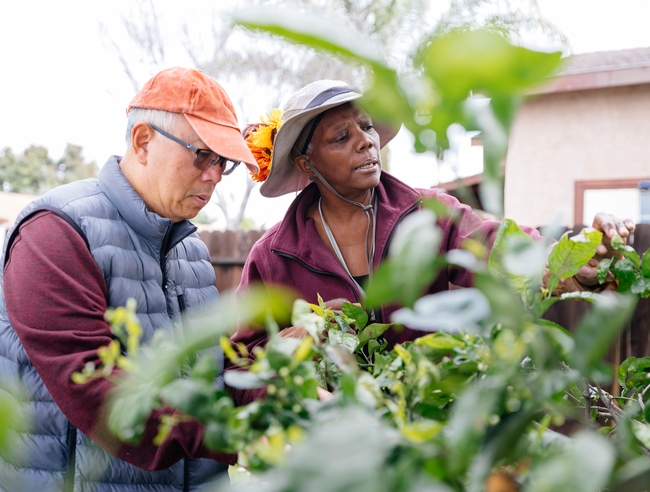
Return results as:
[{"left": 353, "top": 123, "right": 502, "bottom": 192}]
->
[
  {"left": 131, "top": 122, "right": 153, "bottom": 165},
  {"left": 293, "top": 155, "right": 314, "bottom": 177}
]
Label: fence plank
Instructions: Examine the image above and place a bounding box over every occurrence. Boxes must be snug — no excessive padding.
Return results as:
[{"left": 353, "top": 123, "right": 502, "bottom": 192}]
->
[
  {"left": 198, "top": 230, "right": 265, "bottom": 293},
  {"left": 629, "top": 224, "right": 650, "bottom": 359}
]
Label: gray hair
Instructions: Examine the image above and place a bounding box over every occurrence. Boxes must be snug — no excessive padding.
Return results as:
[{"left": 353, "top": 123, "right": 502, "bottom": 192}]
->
[{"left": 125, "top": 108, "right": 179, "bottom": 148}]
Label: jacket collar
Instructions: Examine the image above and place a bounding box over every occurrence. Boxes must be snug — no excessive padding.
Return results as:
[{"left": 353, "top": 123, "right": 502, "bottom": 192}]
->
[
  {"left": 98, "top": 156, "right": 197, "bottom": 253},
  {"left": 270, "top": 172, "right": 422, "bottom": 274}
]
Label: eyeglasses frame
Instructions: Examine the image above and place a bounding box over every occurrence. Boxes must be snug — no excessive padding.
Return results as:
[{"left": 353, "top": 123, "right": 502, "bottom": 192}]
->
[{"left": 148, "top": 123, "right": 241, "bottom": 176}]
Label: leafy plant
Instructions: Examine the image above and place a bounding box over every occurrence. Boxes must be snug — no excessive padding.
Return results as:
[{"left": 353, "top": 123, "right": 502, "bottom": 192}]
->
[
  {"left": 598, "top": 233, "right": 650, "bottom": 296},
  {"left": 72, "top": 213, "right": 650, "bottom": 491}
]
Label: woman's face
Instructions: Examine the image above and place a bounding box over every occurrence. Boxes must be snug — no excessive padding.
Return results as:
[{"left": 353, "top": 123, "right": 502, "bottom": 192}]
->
[{"left": 304, "top": 103, "right": 381, "bottom": 198}]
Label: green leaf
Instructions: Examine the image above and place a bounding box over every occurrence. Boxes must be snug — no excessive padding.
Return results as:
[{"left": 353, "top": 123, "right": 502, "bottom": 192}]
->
[
  {"left": 341, "top": 302, "right": 368, "bottom": 330},
  {"left": 597, "top": 257, "right": 614, "bottom": 284},
  {"left": 108, "top": 385, "right": 160, "bottom": 444},
  {"left": 611, "top": 458, "right": 650, "bottom": 492},
  {"left": 610, "top": 233, "right": 641, "bottom": 267},
  {"left": 328, "top": 330, "right": 360, "bottom": 353},
  {"left": 572, "top": 292, "right": 637, "bottom": 377},
  {"left": 266, "top": 337, "right": 302, "bottom": 371},
  {"left": 231, "top": 6, "right": 383, "bottom": 64},
  {"left": 421, "top": 197, "right": 455, "bottom": 219},
  {"left": 532, "top": 296, "right": 560, "bottom": 318},
  {"left": 0, "top": 387, "right": 27, "bottom": 457},
  {"left": 641, "top": 248, "right": 650, "bottom": 277},
  {"left": 445, "top": 376, "right": 504, "bottom": 475},
  {"left": 391, "top": 288, "right": 490, "bottom": 334},
  {"left": 538, "top": 319, "right": 575, "bottom": 359},
  {"left": 400, "top": 420, "right": 443, "bottom": 443},
  {"left": 325, "top": 345, "right": 359, "bottom": 374},
  {"left": 611, "top": 233, "right": 625, "bottom": 250},
  {"left": 628, "top": 357, "right": 650, "bottom": 375},
  {"left": 527, "top": 430, "right": 615, "bottom": 492},
  {"left": 474, "top": 272, "right": 527, "bottom": 328},
  {"left": 632, "top": 421, "right": 650, "bottom": 448},
  {"left": 466, "top": 409, "right": 538, "bottom": 491},
  {"left": 204, "top": 421, "right": 230, "bottom": 451},
  {"left": 366, "top": 339, "right": 380, "bottom": 357},
  {"left": 223, "top": 370, "right": 267, "bottom": 390},
  {"left": 190, "top": 354, "right": 217, "bottom": 382},
  {"left": 619, "top": 245, "right": 641, "bottom": 268},
  {"left": 414, "top": 332, "right": 464, "bottom": 351},
  {"left": 559, "top": 291, "right": 600, "bottom": 302},
  {"left": 236, "top": 284, "right": 296, "bottom": 328},
  {"left": 357, "top": 323, "right": 391, "bottom": 348},
  {"left": 488, "top": 219, "right": 546, "bottom": 299},
  {"left": 613, "top": 257, "right": 637, "bottom": 292},
  {"left": 547, "top": 229, "right": 603, "bottom": 293},
  {"left": 366, "top": 209, "right": 442, "bottom": 308},
  {"left": 618, "top": 357, "right": 637, "bottom": 387},
  {"left": 418, "top": 29, "right": 562, "bottom": 102},
  {"left": 631, "top": 277, "right": 650, "bottom": 296},
  {"left": 159, "top": 379, "right": 215, "bottom": 420}
]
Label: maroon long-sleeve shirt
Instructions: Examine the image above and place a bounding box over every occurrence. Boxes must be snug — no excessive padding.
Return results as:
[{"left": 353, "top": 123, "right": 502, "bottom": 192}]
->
[{"left": 3, "top": 211, "right": 235, "bottom": 469}]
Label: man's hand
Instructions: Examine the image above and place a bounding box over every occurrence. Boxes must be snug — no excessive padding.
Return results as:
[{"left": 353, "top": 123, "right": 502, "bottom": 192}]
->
[{"left": 574, "top": 212, "right": 635, "bottom": 287}]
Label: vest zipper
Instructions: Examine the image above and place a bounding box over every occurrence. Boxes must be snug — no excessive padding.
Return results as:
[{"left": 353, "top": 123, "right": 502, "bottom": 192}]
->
[
  {"left": 160, "top": 224, "right": 172, "bottom": 282},
  {"left": 183, "top": 456, "right": 190, "bottom": 492},
  {"left": 63, "top": 422, "right": 77, "bottom": 492},
  {"left": 163, "top": 225, "right": 190, "bottom": 492}
]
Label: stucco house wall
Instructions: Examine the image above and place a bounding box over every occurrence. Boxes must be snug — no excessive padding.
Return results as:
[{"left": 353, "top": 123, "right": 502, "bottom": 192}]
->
[{"left": 503, "top": 47, "right": 650, "bottom": 228}]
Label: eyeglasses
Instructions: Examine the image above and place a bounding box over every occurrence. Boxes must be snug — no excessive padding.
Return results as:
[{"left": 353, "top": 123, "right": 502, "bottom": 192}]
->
[{"left": 149, "top": 124, "right": 241, "bottom": 175}]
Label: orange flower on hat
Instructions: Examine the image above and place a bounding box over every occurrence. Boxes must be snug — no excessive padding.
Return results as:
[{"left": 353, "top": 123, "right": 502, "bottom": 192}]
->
[{"left": 245, "top": 109, "right": 282, "bottom": 183}]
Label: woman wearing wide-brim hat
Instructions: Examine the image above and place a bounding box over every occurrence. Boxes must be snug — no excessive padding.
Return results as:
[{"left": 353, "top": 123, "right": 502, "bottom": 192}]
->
[{"left": 228, "top": 79, "right": 546, "bottom": 406}]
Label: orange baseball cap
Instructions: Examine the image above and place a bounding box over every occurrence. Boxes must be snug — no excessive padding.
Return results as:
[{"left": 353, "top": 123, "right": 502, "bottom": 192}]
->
[{"left": 127, "top": 67, "right": 259, "bottom": 173}]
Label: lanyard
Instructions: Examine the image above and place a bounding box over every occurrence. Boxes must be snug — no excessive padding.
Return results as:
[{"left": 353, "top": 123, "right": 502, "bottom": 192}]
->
[{"left": 318, "top": 190, "right": 378, "bottom": 299}]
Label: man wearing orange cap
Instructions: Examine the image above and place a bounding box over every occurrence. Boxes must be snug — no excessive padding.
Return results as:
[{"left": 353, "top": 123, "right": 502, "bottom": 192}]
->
[{"left": 0, "top": 68, "right": 258, "bottom": 491}]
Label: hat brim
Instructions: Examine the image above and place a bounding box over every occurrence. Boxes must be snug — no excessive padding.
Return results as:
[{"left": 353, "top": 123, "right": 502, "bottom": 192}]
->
[
  {"left": 260, "top": 93, "right": 399, "bottom": 198},
  {"left": 185, "top": 114, "right": 259, "bottom": 173}
]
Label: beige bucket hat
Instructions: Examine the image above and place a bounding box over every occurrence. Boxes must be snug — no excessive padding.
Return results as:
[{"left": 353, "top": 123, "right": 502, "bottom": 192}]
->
[{"left": 260, "top": 79, "right": 399, "bottom": 198}]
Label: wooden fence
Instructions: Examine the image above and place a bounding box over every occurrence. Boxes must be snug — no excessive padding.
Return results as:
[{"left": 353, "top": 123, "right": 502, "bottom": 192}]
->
[{"left": 198, "top": 229, "right": 265, "bottom": 293}]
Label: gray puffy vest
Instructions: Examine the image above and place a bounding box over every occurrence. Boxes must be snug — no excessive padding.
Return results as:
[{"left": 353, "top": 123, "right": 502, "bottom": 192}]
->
[{"left": 0, "top": 157, "right": 226, "bottom": 491}]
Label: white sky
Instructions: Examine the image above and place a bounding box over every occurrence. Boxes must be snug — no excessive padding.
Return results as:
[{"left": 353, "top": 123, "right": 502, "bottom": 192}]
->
[{"left": 1, "top": 0, "right": 650, "bottom": 227}]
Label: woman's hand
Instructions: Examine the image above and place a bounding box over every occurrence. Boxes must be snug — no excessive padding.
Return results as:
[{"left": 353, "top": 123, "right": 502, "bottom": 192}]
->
[
  {"left": 277, "top": 297, "right": 362, "bottom": 339},
  {"left": 317, "top": 387, "right": 334, "bottom": 401},
  {"left": 574, "top": 212, "right": 635, "bottom": 287},
  {"left": 277, "top": 326, "right": 310, "bottom": 339}
]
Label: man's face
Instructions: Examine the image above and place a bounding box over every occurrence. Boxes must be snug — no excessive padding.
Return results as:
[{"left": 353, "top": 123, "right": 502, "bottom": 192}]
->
[{"left": 143, "top": 117, "right": 223, "bottom": 222}]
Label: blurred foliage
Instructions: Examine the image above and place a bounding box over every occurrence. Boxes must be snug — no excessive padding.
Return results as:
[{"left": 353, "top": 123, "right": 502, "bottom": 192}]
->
[
  {"left": 432, "top": 0, "right": 568, "bottom": 50},
  {"left": 232, "top": 6, "right": 562, "bottom": 216},
  {"left": 70, "top": 213, "right": 650, "bottom": 492},
  {"left": 0, "top": 143, "right": 97, "bottom": 195},
  {"left": 103, "top": 0, "right": 567, "bottom": 227}
]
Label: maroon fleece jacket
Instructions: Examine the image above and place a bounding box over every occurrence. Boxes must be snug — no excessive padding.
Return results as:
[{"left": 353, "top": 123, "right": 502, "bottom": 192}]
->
[
  {"left": 229, "top": 173, "right": 541, "bottom": 406},
  {"left": 3, "top": 211, "right": 236, "bottom": 469}
]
